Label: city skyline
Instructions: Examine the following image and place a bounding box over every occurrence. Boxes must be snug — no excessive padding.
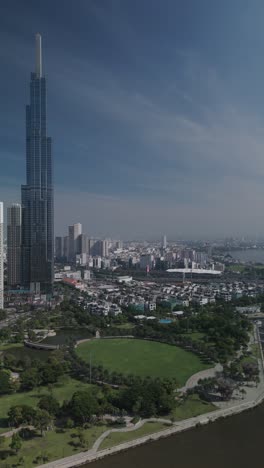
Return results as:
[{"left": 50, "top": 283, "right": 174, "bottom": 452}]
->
[{"left": 2, "top": 1, "right": 264, "bottom": 239}]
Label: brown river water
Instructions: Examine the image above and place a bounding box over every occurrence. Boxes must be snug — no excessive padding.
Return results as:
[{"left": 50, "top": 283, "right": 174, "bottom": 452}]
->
[{"left": 88, "top": 403, "right": 264, "bottom": 468}]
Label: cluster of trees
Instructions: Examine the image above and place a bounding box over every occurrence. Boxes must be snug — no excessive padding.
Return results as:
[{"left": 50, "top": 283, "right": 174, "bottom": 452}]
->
[
  {"left": 223, "top": 357, "right": 259, "bottom": 384},
  {"left": 0, "top": 369, "right": 15, "bottom": 395},
  {"left": 65, "top": 382, "right": 175, "bottom": 423},
  {"left": 121, "top": 304, "right": 251, "bottom": 364},
  {"left": 113, "top": 380, "right": 175, "bottom": 417},
  {"left": 0, "top": 352, "right": 69, "bottom": 395},
  {"left": 192, "top": 376, "right": 237, "bottom": 402},
  {"left": 7, "top": 381, "right": 175, "bottom": 440},
  {"left": 8, "top": 403, "right": 53, "bottom": 435},
  {"left": 20, "top": 355, "right": 67, "bottom": 390}
]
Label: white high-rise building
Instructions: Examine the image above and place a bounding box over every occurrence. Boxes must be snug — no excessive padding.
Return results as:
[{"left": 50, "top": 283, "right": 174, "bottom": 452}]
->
[
  {"left": 162, "top": 235, "right": 167, "bottom": 249},
  {"left": 0, "top": 202, "right": 4, "bottom": 309}
]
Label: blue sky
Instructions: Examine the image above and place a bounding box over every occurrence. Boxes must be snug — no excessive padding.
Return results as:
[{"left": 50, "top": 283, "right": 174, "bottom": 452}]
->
[{"left": 1, "top": 0, "right": 264, "bottom": 239}]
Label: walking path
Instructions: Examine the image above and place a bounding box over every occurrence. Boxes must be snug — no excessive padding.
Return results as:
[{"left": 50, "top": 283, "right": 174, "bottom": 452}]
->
[
  {"left": 0, "top": 425, "right": 34, "bottom": 438},
  {"left": 179, "top": 363, "right": 223, "bottom": 392}
]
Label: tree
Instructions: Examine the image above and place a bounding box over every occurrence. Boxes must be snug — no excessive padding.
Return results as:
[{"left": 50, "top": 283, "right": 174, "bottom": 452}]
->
[
  {"left": 38, "top": 395, "right": 60, "bottom": 416},
  {"left": 0, "top": 369, "right": 12, "bottom": 394},
  {"left": 68, "top": 389, "right": 99, "bottom": 424},
  {"left": 77, "top": 428, "right": 86, "bottom": 447},
  {"left": 8, "top": 406, "right": 24, "bottom": 427},
  {"left": 10, "top": 432, "right": 22, "bottom": 453},
  {"left": 34, "top": 409, "right": 53, "bottom": 436},
  {"left": 65, "top": 418, "right": 74, "bottom": 429},
  {"left": 8, "top": 405, "right": 36, "bottom": 427},
  {"left": 20, "top": 368, "right": 41, "bottom": 390},
  {"left": 3, "top": 353, "right": 17, "bottom": 370}
]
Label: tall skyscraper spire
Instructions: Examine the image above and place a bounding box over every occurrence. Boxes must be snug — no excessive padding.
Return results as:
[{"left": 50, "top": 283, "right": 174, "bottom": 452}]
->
[
  {"left": 21, "top": 35, "right": 54, "bottom": 295},
  {"left": 35, "top": 33, "right": 42, "bottom": 78}
]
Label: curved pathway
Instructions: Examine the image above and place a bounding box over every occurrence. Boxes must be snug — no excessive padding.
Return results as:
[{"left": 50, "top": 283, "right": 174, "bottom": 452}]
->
[
  {"left": 179, "top": 363, "right": 223, "bottom": 392},
  {"left": 92, "top": 418, "right": 172, "bottom": 452}
]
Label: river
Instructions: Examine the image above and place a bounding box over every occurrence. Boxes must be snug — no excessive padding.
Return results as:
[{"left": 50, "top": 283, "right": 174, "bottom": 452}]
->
[
  {"left": 229, "top": 248, "right": 264, "bottom": 263},
  {"left": 89, "top": 403, "right": 264, "bottom": 468}
]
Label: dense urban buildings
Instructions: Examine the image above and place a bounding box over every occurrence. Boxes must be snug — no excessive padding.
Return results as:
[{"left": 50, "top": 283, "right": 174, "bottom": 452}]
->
[
  {"left": 21, "top": 34, "right": 54, "bottom": 295},
  {"left": 0, "top": 202, "right": 3, "bottom": 309},
  {"left": 7, "top": 203, "right": 21, "bottom": 288}
]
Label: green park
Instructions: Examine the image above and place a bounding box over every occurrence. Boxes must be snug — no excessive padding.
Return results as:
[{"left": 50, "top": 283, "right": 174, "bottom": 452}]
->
[{"left": 76, "top": 338, "right": 211, "bottom": 386}]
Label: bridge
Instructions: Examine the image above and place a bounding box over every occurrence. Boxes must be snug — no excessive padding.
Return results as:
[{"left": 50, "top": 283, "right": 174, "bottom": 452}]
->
[{"left": 24, "top": 340, "right": 59, "bottom": 351}]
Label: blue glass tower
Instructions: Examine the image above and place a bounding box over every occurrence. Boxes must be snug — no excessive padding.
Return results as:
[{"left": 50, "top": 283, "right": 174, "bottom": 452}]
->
[{"left": 21, "top": 34, "right": 54, "bottom": 295}]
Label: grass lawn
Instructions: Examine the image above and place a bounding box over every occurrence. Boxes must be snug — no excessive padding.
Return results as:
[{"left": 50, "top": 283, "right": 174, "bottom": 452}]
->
[
  {"left": 116, "top": 323, "right": 135, "bottom": 330},
  {"left": 181, "top": 332, "right": 205, "bottom": 342},
  {"left": 99, "top": 421, "right": 170, "bottom": 450},
  {"left": 226, "top": 264, "right": 246, "bottom": 273},
  {"left": 0, "top": 376, "right": 92, "bottom": 432},
  {"left": 76, "top": 338, "right": 211, "bottom": 386},
  {"left": 251, "top": 343, "right": 261, "bottom": 359},
  {"left": 0, "top": 424, "right": 108, "bottom": 467},
  {"left": 0, "top": 343, "right": 24, "bottom": 351},
  {"left": 172, "top": 394, "right": 216, "bottom": 420}
]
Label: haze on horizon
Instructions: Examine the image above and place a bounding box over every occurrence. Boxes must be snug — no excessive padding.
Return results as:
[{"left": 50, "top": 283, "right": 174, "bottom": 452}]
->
[{"left": 1, "top": 0, "right": 264, "bottom": 240}]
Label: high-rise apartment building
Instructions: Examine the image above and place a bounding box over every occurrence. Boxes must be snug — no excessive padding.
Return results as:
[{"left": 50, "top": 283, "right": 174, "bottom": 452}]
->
[
  {"left": 21, "top": 34, "right": 54, "bottom": 295},
  {"left": 68, "top": 223, "right": 82, "bottom": 261},
  {"left": 55, "top": 236, "right": 63, "bottom": 260},
  {"left": 63, "top": 236, "right": 69, "bottom": 260},
  {"left": 89, "top": 239, "right": 109, "bottom": 258},
  {"left": 0, "top": 202, "right": 3, "bottom": 309},
  {"left": 162, "top": 235, "right": 167, "bottom": 249},
  {"left": 7, "top": 204, "right": 21, "bottom": 288},
  {"left": 78, "top": 234, "right": 89, "bottom": 255},
  {"left": 101, "top": 239, "right": 109, "bottom": 258}
]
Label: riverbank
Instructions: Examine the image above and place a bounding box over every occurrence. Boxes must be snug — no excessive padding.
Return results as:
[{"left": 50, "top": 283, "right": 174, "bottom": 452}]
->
[
  {"left": 37, "top": 324, "right": 264, "bottom": 468},
  {"left": 38, "top": 393, "right": 264, "bottom": 468}
]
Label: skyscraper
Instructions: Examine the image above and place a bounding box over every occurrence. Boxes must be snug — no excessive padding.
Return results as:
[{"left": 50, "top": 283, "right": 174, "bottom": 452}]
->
[
  {"left": 7, "top": 204, "right": 21, "bottom": 288},
  {"left": 78, "top": 234, "right": 89, "bottom": 255},
  {"left": 21, "top": 34, "right": 54, "bottom": 295},
  {"left": 63, "top": 236, "right": 69, "bottom": 260},
  {"left": 68, "top": 223, "right": 82, "bottom": 261},
  {"left": 162, "top": 235, "right": 167, "bottom": 250},
  {"left": 0, "top": 202, "right": 3, "bottom": 309},
  {"left": 55, "top": 236, "right": 63, "bottom": 260}
]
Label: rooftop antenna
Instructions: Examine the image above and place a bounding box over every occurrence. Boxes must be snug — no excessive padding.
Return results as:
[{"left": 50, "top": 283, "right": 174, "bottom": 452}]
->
[{"left": 35, "top": 33, "right": 42, "bottom": 78}]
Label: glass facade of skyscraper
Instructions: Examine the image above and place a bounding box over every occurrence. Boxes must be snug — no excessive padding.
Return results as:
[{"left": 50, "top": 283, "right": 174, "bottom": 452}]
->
[{"left": 21, "top": 35, "right": 54, "bottom": 295}]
